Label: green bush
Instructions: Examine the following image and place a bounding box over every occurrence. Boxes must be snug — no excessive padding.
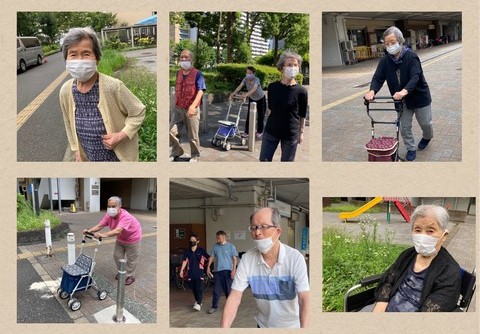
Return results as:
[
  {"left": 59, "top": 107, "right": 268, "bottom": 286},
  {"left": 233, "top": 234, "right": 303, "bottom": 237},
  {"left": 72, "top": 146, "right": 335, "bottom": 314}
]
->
[
  {"left": 17, "top": 194, "right": 61, "bottom": 232},
  {"left": 255, "top": 51, "right": 275, "bottom": 66},
  {"left": 103, "top": 35, "right": 129, "bottom": 50},
  {"left": 322, "top": 215, "right": 409, "bottom": 312},
  {"left": 117, "top": 68, "right": 157, "bottom": 162},
  {"left": 98, "top": 49, "right": 127, "bottom": 76}
]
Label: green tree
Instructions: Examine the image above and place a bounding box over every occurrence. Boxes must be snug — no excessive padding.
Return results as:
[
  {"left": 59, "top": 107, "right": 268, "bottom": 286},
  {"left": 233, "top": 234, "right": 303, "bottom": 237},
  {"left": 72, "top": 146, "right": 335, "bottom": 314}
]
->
[
  {"left": 261, "top": 13, "right": 309, "bottom": 63},
  {"left": 38, "top": 12, "right": 58, "bottom": 43},
  {"left": 17, "top": 12, "right": 39, "bottom": 36}
]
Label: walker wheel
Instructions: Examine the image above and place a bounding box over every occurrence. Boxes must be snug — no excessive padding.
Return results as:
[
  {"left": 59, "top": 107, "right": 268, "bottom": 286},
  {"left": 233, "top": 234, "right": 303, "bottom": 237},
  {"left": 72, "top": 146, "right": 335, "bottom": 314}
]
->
[
  {"left": 211, "top": 138, "right": 216, "bottom": 146},
  {"left": 241, "top": 138, "right": 247, "bottom": 146},
  {"left": 58, "top": 288, "right": 69, "bottom": 299},
  {"left": 68, "top": 298, "right": 81, "bottom": 311},
  {"left": 223, "top": 142, "right": 231, "bottom": 151},
  {"left": 98, "top": 290, "right": 107, "bottom": 300},
  {"left": 215, "top": 139, "right": 222, "bottom": 147}
]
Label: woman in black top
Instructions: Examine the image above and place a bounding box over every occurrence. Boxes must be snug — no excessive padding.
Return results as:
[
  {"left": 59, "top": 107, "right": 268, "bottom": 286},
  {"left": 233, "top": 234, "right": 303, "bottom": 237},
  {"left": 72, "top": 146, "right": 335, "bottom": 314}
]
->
[
  {"left": 259, "top": 50, "right": 308, "bottom": 162},
  {"left": 364, "top": 26, "right": 433, "bottom": 162},
  {"left": 372, "top": 205, "right": 461, "bottom": 312}
]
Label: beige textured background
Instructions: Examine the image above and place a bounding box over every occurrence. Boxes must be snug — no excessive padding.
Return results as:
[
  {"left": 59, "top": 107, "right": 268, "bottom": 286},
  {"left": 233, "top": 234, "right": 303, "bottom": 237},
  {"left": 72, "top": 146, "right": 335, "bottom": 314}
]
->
[{"left": 2, "top": 0, "right": 479, "bottom": 333}]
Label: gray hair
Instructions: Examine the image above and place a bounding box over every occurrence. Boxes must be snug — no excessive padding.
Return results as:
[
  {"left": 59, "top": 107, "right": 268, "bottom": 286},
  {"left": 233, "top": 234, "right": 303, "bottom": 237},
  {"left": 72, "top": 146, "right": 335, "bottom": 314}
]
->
[
  {"left": 382, "top": 26, "right": 405, "bottom": 45},
  {"left": 108, "top": 196, "right": 122, "bottom": 207},
  {"left": 250, "top": 207, "right": 281, "bottom": 227},
  {"left": 180, "top": 49, "right": 194, "bottom": 62},
  {"left": 410, "top": 205, "right": 449, "bottom": 231},
  {"left": 62, "top": 27, "right": 102, "bottom": 61},
  {"left": 276, "top": 50, "right": 302, "bottom": 71}
]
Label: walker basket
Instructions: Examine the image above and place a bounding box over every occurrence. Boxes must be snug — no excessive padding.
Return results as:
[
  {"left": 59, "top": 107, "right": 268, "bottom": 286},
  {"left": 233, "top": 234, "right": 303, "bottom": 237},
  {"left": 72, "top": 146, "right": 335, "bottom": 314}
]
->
[{"left": 365, "top": 137, "right": 398, "bottom": 162}]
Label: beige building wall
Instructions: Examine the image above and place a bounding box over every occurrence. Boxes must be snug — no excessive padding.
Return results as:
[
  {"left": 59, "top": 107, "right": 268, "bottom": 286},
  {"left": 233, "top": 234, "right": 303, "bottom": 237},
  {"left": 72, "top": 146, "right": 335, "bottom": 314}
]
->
[{"left": 115, "top": 11, "right": 156, "bottom": 27}]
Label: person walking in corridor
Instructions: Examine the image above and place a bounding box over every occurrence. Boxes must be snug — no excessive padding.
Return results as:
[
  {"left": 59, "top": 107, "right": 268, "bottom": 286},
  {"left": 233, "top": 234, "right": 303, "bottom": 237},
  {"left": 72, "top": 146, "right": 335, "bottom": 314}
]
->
[{"left": 206, "top": 230, "right": 238, "bottom": 314}]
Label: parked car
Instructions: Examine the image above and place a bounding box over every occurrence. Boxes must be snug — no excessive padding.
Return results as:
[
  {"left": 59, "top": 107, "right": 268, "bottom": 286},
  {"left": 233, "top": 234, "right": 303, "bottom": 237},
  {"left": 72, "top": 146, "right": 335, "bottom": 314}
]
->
[{"left": 17, "top": 36, "right": 44, "bottom": 73}]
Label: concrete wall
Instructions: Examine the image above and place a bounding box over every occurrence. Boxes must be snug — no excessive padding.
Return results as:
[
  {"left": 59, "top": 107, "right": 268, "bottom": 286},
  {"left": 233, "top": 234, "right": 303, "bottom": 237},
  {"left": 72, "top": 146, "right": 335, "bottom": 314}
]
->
[
  {"left": 130, "top": 178, "right": 156, "bottom": 210},
  {"left": 83, "top": 178, "right": 101, "bottom": 212},
  {"left": 322, "top": 15, "right": 345, "bottom": 67}
]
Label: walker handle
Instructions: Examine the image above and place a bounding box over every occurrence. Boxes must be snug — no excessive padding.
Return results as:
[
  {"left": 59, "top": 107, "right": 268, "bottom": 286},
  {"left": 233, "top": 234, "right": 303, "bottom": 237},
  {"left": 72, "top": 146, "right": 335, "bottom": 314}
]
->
[{"left": 83, "top": 231, "right": 102, "bottom": 243}]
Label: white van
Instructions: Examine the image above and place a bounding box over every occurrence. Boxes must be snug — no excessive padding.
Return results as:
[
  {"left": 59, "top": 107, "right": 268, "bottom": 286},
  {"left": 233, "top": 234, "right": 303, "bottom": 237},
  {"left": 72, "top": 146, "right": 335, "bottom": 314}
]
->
[{"left": 17, "top": 36, "right": 44, "bottom": 72}]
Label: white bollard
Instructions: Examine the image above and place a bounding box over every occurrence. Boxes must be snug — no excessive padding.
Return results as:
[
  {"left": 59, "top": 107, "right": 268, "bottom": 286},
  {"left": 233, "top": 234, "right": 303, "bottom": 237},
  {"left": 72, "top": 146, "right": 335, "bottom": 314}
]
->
[
  {"left": 67, "top": 233, "right": 76, "bottom": 265},
  {"left": 44, "top": 219, "right": 53, "bottom": 256},
  {"left": 113, "top": 259, "right": 127, "bottom": 323},
  {"left": 248, "top": 102, "right": 257, "bottom": 152}
]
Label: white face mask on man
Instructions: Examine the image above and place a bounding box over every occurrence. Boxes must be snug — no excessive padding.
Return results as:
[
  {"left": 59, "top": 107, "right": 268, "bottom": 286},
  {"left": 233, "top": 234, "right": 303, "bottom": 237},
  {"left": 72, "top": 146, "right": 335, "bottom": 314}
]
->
[
  {"left": 179, "top": 60, "right": 192, "bottom": 70},
  {"left": 66, "top": 59, "right": 97, "bottom": 82}
]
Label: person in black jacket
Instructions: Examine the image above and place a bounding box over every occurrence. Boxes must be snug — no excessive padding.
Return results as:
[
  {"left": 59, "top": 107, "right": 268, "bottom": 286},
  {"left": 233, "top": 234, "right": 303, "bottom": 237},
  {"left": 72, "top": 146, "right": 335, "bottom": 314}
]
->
[
  {"left": 365, "top": 26, "right": 433, "bottom": 161},
  {"left": 371, "top": 204, "right": 461, "bottom": 312}
]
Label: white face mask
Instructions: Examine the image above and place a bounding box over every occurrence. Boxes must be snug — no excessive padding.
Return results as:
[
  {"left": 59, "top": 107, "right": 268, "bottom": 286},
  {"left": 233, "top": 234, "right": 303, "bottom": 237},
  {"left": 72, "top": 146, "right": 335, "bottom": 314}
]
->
[
  {"left": 246, "top": 73, "right": 254, "bottom": 79},
  {"left": 66, "top": 60, "right": 97, "bottom": 82},
  {"left": 386, "top": 43, "right": 401, "bottom": 55},
  {"left": 179, "top": 60, "right": 192, "bottom": 70},
  {"left": 107, "top": 207, "right": 118, "bottom": 218},
  {"left": 412, "top": 233, "right": 444, "bottom": 256},
  {"left": 283, "top": 66, "right": 299, "bottom": 80}
]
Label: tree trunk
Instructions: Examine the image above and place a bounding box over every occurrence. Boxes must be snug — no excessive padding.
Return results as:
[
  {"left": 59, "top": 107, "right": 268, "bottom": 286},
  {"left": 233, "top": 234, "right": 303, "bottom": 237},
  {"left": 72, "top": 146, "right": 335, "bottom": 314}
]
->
[
  {"left": 216, "top": 12, "right": 222, "bottom": 64},
  {"left": 226, "top": 13, "right": 234, "bottom": 63}
]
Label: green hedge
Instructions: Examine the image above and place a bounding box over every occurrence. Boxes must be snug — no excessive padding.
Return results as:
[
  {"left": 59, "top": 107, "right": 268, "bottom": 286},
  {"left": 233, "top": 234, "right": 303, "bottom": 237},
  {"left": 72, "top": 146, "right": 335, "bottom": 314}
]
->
[{"left": 216, "top": 63, "right": 303, "bottom": 91}]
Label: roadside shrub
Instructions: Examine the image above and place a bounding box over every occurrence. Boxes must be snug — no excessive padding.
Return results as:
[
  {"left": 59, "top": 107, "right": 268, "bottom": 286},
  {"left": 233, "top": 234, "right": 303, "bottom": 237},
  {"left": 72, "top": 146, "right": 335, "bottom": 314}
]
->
[
  {"left": 98, "top": 49, "right": 127, "bottom": 75},
  {"left": 322, "top": 215, "right": 409, "bottom": 312},
  {"left": 17, "top": 194, "right": 61, "bottom": 232}
]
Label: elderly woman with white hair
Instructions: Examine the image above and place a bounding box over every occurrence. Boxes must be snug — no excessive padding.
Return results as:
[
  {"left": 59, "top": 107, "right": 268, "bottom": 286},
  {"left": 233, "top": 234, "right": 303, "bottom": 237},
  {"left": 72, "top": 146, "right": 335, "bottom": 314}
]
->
[
  {"left": 259, "top": 50, "right": 308, "bottom": 162},
  {"left": 370, "top": 204, "right": 461, "bottom": 312},
  {"left": 60, "top": 27, "right": 146, "bottom": 162},
  {"left": 364, "top": 26, "right": 433, "bottom": 162},
  {"left": 83, "top": 196, "right": 143, "bottom": 286}
]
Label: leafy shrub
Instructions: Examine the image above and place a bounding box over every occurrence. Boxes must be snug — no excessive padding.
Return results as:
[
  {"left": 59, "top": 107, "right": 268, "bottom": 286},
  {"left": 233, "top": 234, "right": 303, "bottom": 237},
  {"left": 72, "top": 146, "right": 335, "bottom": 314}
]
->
[
  {"left": 98, "top": 49, "right": 127, "bottom": 75},
  {"left": 17, "top": 193, "right": 61, "bottom": 232},
  {"left": 103, "top": 35, "right": 128, "bottom": 50},
  {"left": 322, "top": 215, "right": 409, "bottom": 312}
]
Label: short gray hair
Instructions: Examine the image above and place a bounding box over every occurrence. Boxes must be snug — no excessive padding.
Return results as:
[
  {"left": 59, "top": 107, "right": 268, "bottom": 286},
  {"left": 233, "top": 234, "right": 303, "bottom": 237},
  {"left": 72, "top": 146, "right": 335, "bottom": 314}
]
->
[
  {"left": 62, "top": 27, "right": 102, "bottom": 61},
  {"left": 276, "top": 50, "right": 302, "bottom": 71},
  {"left": 382, "top": 26, "right": 405, "bottom": 45},
  {"left": 180, "top": 49, "right": 194, "bottom": 62},
  {"left": 108, "top": 196, "right": 122, "bottom": 207},
  {"left": 250, "top": 207, "right": 281, "bottom": 227},
  {"left": 410, "top": 205, "right": 449, "bottom": 231}
]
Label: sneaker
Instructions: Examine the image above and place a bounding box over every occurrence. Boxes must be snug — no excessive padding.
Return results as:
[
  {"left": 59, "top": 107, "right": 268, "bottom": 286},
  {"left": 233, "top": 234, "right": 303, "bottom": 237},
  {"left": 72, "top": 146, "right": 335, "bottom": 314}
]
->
[
  {"left": 406, "top": 150, "right": 416, "bottom": 161},
  {"left": 417, "top": 138, "right": 431, "bottom": 150},
  {"left": 193, "top": 302, "right": 201, "bottom": 311},
  {"left": 125, "top": 276, "right": 135, "bottom": 285},
  {"left": 208, "top": 308, "right": 217, "bottom": 314},
  {"left": 255, "top": 132, "right": 263, "bottom": 139},
  {"left": 241, "top": 133, "right": 249, "bottom": 138},
  {"left": 169, "top": 156, "right": 178, "bottom": 162},
  {"left": 189, "top": 157, "right": 198, "bottom": 162}
]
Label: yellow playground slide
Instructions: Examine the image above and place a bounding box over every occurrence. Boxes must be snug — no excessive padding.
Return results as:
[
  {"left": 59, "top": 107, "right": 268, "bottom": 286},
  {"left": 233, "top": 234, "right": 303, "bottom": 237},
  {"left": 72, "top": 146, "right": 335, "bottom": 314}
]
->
[{"left": 338, "top": 197, "right": 383, "bottom": 220}]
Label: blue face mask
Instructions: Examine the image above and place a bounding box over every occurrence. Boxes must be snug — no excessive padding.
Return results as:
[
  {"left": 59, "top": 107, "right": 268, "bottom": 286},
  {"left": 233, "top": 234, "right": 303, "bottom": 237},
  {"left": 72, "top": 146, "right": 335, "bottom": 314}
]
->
[{"left": 246, "top": 73, "right": 254, "bottom": 79}]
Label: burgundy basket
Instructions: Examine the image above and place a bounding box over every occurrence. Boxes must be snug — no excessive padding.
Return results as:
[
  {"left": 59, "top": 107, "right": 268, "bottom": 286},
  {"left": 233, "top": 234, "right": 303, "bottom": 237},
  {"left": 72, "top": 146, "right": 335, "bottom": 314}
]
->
[{"left": 365, "top": 137, "right": 398, "bottom": 162}]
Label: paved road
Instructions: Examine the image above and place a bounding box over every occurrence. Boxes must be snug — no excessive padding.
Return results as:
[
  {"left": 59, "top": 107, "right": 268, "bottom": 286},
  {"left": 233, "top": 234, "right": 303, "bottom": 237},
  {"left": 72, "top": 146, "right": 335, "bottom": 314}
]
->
[
  {"left": 17, "top": 258, "right": 73, "bottom": 323},
  {"left": 17, "top": 52, "right": 70, "bottom": 161}
]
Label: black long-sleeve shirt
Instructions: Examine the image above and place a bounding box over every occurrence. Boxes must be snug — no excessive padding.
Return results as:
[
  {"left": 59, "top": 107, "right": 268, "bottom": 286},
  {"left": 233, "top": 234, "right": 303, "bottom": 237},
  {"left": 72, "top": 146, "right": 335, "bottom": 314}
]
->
[
  {"left": 265, "top": 81, "right": 308, "bottom": 141},
  {"left": 370, "top": 49, "right": 432, "bottom": 109}
]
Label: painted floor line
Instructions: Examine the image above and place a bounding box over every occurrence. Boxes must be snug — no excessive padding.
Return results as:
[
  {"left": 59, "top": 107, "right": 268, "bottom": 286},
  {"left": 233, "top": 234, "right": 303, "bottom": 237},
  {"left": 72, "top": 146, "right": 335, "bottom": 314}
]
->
[
  {"left": 322, "top": 48, "right": 461, "bottom": 112},
  {"left": 17, "top": 71, "right": 70, "bottom": 130}
]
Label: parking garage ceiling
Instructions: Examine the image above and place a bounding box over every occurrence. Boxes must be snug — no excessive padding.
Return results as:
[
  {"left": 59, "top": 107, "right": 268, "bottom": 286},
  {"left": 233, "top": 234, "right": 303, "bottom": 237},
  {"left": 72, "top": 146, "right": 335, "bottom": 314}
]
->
[
  {"left": 325, "top": 12, "right": 461, "bottom": 22},
  {"left": 170, "top": 178, "right": 309, "bottom": 209}
]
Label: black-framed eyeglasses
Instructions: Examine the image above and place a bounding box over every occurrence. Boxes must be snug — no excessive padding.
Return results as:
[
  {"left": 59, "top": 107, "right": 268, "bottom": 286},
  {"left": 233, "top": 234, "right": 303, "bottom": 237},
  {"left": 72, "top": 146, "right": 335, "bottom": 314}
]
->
[{"left": 248, "top": 225, "right": 276, "bottom": 232}]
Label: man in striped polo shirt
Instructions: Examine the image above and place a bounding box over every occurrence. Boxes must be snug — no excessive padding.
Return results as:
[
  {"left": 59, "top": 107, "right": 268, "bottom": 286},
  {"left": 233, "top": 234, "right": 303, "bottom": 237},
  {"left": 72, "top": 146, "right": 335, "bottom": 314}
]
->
[{"left": 221, "top": 207, "right": 310, "bottom": 328}]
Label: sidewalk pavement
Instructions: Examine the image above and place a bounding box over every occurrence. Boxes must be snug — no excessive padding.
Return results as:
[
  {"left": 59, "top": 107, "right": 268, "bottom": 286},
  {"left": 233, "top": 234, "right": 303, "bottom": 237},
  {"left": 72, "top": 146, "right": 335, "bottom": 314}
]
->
[
  {"left": 17, "top": 210, "right": 157, "bottom": 323},
  {"left": 323, "top": 210, "right": 476, "bottom": 311},
  {"left": 170, "top": 95, "right": 310, "bottom": 162},
  {"left": 322, "top": 42, "right": 462, "bottom": 161}
]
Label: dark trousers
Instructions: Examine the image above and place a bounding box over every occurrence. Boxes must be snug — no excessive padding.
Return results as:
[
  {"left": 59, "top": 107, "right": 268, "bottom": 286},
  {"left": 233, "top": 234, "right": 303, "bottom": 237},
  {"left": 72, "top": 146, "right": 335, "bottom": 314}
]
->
[
  {"left": 188, "top": 278, "right": 203, "bottom": 304},
  {"left": 211, "top": 270, "right": 232, "bottom": 309},
  {"left": 245, "top": 96, "right": 266, "bottom": 134}
]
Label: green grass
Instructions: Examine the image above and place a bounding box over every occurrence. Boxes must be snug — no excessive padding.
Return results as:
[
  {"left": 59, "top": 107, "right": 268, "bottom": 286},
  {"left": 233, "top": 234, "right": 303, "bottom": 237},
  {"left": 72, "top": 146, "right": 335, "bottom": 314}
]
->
[
  {"left": 98, "top": 49, "right": 127, "bottom": 76},
  {"left": 17, "top": 194, "right": 61, "bottom": 232},
  {"left": 117, "top": 67, "right": 157, "bottom": 162},
  {"left": 322, "top": 220, "right": 409, "bottom": 312},
  {"left": 323, "top": 204, "right": 382, "bottom": 213}
]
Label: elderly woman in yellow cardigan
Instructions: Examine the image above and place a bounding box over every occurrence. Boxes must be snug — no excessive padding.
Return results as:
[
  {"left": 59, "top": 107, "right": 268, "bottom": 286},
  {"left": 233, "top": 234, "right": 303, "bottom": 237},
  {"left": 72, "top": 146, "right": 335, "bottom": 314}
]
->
[{"left": 59, "top": 27, "right": 145, "bottom": 162}]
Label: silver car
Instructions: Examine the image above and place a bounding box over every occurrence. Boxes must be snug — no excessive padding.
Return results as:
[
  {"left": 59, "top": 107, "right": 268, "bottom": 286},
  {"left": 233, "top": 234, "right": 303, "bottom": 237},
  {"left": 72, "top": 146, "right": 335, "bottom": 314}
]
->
[{"left": 17, "top": 36, "right": 44, "bottom": 73}]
